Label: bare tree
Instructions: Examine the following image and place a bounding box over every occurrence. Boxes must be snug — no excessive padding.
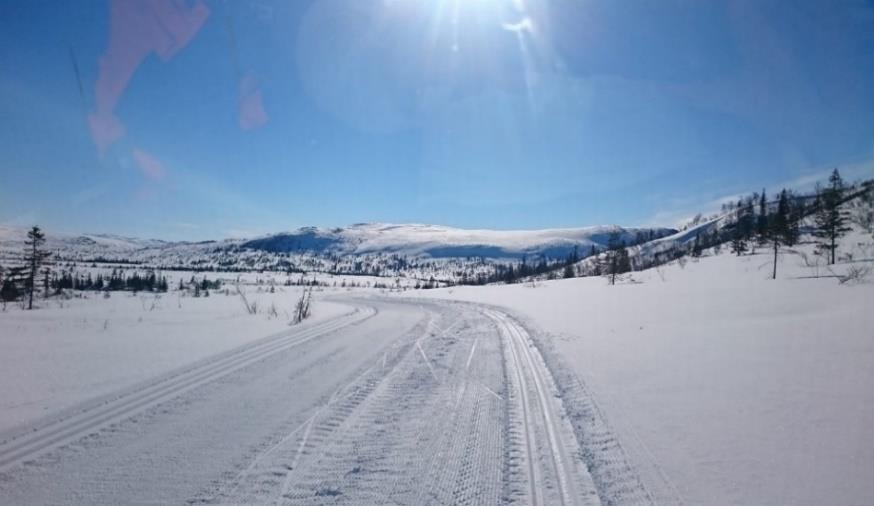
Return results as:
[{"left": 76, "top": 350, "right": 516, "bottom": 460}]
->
[{"left": 294, "top": 287, "right": 313, "bottom": 323}]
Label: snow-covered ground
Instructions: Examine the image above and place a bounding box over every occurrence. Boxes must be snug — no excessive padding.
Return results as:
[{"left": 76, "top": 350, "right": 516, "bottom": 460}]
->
[
  {"left": 0, "top": 286, "right": 349, "bottom": 433},
  {"left": 1, "top": 220, "right": 871, "bottom": 504},
  {"left": 0, "top": 295, "right": 601, "bottom": 504},
  {"left": 407, "top": 235, "right": 874, "bottom": 505}
]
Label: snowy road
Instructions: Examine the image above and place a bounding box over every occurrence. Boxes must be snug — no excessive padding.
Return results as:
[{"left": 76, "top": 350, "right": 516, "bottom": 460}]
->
[{"left": 0, "top": 298, "right": 606, "bottom": 505}]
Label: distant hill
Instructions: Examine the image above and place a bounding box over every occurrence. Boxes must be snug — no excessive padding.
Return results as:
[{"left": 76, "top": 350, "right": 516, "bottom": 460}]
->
[
  {"left": 0, "top": 222, "right": 676, "bottom": 281},
  {"left": 239, "top": 223, "right": 676, "bottom": 260}
]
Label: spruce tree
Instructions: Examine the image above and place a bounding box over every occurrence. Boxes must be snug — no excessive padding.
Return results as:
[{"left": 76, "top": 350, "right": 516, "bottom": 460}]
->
[
  {"left": 813, "top": 169, "right": 851, "bottom": 264},
  {"left": 23, "top": 226, "right": 51, "bottom": 310},
  {"left": 730, "top": 199, "right": 753, "bottom": 255}
]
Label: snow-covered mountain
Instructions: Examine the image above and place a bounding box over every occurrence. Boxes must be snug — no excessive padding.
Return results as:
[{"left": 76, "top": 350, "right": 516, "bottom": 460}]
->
[
  {"left": 0, "top": 222, "right": 676, "bottom": 283},
  {"left": 239, "top": 223, "right": 676, "bottom": 260},
  {"left": 1, "top": 223, "right": 676, "bottom": 264}
]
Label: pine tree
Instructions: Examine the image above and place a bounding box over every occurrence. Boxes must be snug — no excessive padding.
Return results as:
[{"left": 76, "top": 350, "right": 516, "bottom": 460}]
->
[
  {"left": 813, "top": 169, "right": 851, "bottom": 265},
  {"left": 768, "top": 189, "right": 799, "bottom": 279},
  {"left": 23, "top": 226, "right": 51, "bottom": 310},
  {"left": 730, "top": 199, "right": 753, "bottom": 256}
]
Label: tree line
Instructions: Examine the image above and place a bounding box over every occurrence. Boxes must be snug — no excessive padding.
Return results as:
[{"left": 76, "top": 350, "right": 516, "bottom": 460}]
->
[
  {"left": 722, "top": 169, "right": 861, "bottom": 278},
  {"left": 50, "top": 269, "right": 170, "bottom": 293},
  {"left": 0, "top": 227, "right": 178, "bottom": 308},
  {"left": 514, "top": 169, "right": 870, "bottom": 284}
]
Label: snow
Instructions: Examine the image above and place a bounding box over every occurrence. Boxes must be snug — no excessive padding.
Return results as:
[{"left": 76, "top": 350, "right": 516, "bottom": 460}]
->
[
  {"left": 407, "top": 235, "right": 874, "bottom": 505},
  {"left": 0, "top": 297, "right": 578, "bottom": 505},
  {"left": 1, "top": 222, "right": 675, "bottom": 265},
  {"left": 242, "top": 222, "right": 674, "bottom": 259},
  {"left": 0, "top": 286, "right": 349, "bottom": 434},
  {"left": 1, "top": 222, "right": 676, "bottom": 285},
  {"left": 1, "top": 218, "right": 872, "bottom": 503}
]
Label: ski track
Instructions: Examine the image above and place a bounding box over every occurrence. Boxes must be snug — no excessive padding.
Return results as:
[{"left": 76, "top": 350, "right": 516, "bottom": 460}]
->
[
  {"left": 486, "top": 309, "right": 602, "bottom": 506},
  {"left": 0, "top": 297, "right": 638, "bottom": 505},
  {"left": 0, "top": 307, "right": 376, "bottom": 474},
  {"left": 512, "top": 315, "right": 659, "bottom": 506}
]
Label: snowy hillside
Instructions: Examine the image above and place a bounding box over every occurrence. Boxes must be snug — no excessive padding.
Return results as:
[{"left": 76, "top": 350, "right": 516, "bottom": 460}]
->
[
  {"left": 1, "top": 223, "right": 674, "bottom": 262},
  {"left": 240, "top": 223, "right": 675, "bottom": 259},
  {"left": 0, "top": 226, "right": 167, "bottom": 256},
  {"left": 0, "top": 223, "right": 675, "bottom": 282}
]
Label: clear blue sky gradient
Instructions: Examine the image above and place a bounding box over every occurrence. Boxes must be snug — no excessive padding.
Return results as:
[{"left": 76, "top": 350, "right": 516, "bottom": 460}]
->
[{"left": 2, "top": 0, "right": 874, "bottom": 240}]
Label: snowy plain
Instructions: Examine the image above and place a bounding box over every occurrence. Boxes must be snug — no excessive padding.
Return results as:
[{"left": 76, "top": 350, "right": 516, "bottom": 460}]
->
[
  {"left": 0, "top": 285, "right": 349, "bottom": 433},
  {"left": 408, "top": 236, "right": 874, "bottom": 505},
  {"left": 0, "top": 293, "right": 602, "bottom": 504}
]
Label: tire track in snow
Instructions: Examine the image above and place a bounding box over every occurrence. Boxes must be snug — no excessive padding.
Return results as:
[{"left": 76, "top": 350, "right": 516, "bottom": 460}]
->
[
  {"left": 217, "top": 303, "right": 506, "bottom": 505},
  {"left": 0, "top": 306, "right": 376, "bottom": 473}
]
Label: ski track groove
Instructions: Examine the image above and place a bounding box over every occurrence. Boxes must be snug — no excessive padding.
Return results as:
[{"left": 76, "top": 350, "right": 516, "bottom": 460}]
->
[
  {"left": 487, "top": 308, "right": 603, "bottom": 506},
  {"left": 515, "top": 312, "right": 660, "bottom": 506}
]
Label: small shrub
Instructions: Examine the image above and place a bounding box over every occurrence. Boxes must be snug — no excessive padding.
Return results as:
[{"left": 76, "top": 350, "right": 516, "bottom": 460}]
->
[{"left": 838, "top": 264, "right": 871, "bottom": 285}]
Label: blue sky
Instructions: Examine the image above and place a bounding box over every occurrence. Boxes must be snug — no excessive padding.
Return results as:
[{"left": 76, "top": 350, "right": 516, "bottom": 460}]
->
[{"left": 2, "top": 0, "right": 874, "bottom": 240}]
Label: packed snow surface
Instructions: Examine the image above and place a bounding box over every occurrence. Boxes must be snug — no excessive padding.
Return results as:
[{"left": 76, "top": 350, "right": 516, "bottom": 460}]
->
[{"left": 0, "top": 296, "right": 602, "bottom": 505}]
